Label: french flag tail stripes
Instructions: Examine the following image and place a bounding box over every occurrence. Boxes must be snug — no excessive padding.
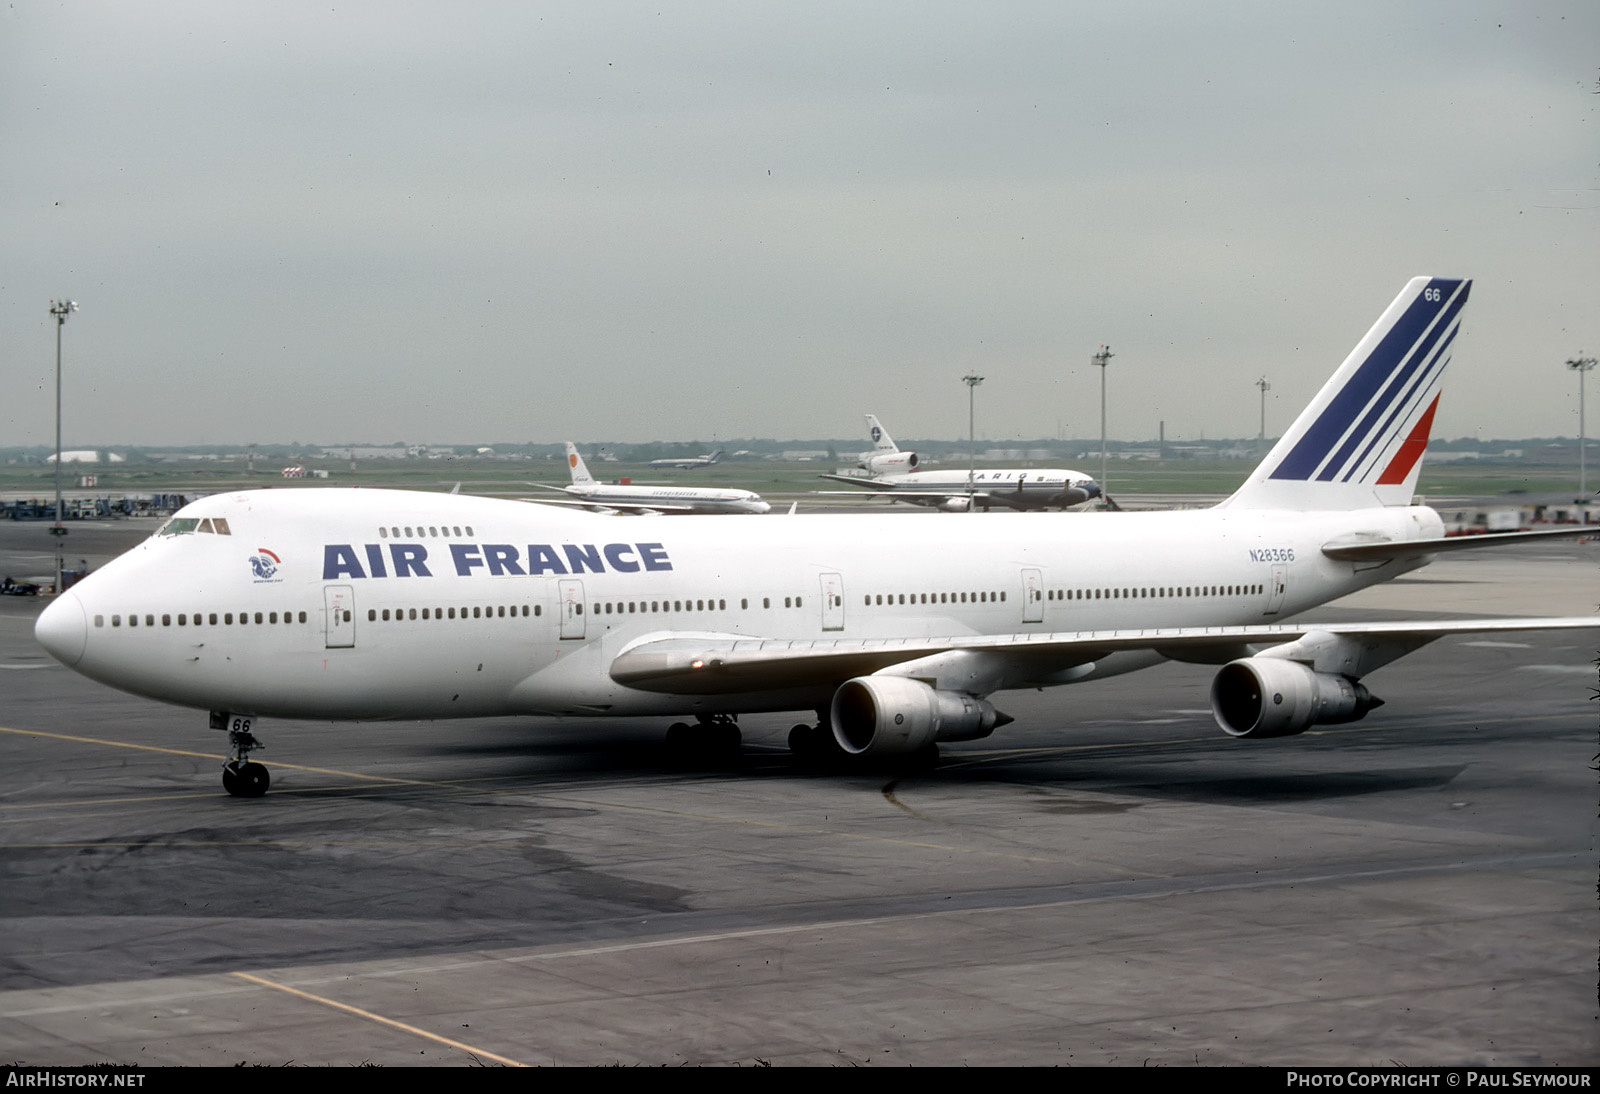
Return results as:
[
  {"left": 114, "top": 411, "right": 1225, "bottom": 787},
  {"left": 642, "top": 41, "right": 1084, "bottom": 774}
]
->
[{"left": 1220, "top": 277, "right": 1470, "bottom": 512}]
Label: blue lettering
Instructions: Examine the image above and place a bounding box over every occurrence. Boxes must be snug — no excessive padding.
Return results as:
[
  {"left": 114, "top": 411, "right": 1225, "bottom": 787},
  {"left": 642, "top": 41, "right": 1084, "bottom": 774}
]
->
[
  {"left": 563, "top": 543, "right": 604, "bottom": 574},
  {"left": 526, "top": 544, "right": 568, "bottom": 575},
  {"left": 323, "top": 544, "right": 367, "bottom": 580},
  {"left": 451, "top": 543, "right": 485, "bottom": 576},
  {"left": 603, "top": 543, "right": 640, "bottom": 573},
  {"left": 638, "top": 542, "right": 672, "bottom": 572},
  {"left": 364, "top": 543, "right": 388, "bottom": 579},
  {"left": 389, "top": 543, "right": 432, "bottom": 577},
  {"left": 484, "top": 544, "right": 525, "bottom": 576}
]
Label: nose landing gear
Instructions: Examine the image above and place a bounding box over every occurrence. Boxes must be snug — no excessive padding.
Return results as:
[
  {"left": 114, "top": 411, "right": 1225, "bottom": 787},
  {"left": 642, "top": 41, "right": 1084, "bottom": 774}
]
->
[{"left": 212, "top": 712, "right": 270, "bottom": 797}]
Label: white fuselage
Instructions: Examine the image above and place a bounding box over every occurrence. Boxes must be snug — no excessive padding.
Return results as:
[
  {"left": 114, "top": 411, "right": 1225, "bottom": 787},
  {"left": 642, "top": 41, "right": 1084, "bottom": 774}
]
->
[
  {"left": 562, "top": 482, "right": 770, "bottom": 514},
  {"left": 36, "top": 488, "right": 1440, "bottom": 723},
  {"left": 852, "top": 467, "right": 1099, "bottom": 508}
]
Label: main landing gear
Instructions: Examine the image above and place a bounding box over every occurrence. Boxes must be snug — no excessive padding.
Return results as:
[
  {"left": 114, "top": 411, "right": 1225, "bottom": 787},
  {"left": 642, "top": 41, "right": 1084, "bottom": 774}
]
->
[
  {"left": 212, "top": 711, "right": 270, "bottom": 798},
  {"left": 787, "top": 717, "right": 840, "bottom": 765},
  {"left": 787, "top": 714, "right": 939, "bottom": 772},
  {"left": 663, "top": 713, "right": 742, "bottom": 760}
]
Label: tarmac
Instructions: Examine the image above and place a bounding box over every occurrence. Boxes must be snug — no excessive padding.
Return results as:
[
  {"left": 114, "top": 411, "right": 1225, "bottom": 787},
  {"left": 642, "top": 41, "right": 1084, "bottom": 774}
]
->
[{"left": 0, "top": 515, "right": 1594, "bottom": 1065}]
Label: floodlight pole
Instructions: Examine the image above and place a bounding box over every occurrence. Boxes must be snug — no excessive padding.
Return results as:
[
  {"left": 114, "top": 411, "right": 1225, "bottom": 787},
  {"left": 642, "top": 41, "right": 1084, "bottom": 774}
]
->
[
  {"left": 962, "top": 373, "right": 984, "bottom": 506},
  {"left": 49, "top": 299, "right": 77, "bottom": 594},
  {"left": 1092, "top": 345, "right": 1113, "bottom": 503},
  {"left": 1256, "top": 377, "right": 1271, "bottom": 451},
  {"left": 1568, "top": 355, "right": 1597, "bottom": 499}
]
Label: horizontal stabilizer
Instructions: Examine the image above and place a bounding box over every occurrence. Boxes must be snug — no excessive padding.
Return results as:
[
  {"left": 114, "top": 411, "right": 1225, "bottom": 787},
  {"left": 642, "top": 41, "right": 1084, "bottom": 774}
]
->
[{"left": 1321, "top": 525, "right": 1594, "bottom": 561}]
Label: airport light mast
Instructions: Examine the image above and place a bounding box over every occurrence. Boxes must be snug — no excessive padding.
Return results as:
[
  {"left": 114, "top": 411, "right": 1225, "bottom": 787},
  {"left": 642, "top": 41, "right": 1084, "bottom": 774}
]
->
[
  {"left": 49, "top": 298, "right": 77, "bottom": 595},
  {"left": 1092, "top": 345, "right": 1113, "bottom": 504},
  {"left": 1256, "top": 377, "right": 1271, "bottom": 452},
  {"left": 962, "top": 372, "right": 984, "bottom": 507},
  {"left": 1567, "top": 355, "right": 1596, "bottom": 499}
]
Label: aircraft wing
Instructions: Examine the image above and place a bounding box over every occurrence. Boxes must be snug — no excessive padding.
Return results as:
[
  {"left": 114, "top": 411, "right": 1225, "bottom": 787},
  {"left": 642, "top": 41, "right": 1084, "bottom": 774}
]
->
[{"left": 609, "top": 617, "right": 1597, "bottom": 695}]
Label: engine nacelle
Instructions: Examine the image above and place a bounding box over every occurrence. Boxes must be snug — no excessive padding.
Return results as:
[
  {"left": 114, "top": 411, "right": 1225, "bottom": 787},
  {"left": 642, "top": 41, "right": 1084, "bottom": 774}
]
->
[
  {"left": 1210, "top": 658, "right": 1382, "bottom": 739},
  {"left": 938, "top": 496, "right": 974, "bottom": 512},
  {"left": 831, "top": 676, "right": 1001, "bottom": 757},
  {"left": 861, "top": 450, "right": 918, "bottom": 474}
]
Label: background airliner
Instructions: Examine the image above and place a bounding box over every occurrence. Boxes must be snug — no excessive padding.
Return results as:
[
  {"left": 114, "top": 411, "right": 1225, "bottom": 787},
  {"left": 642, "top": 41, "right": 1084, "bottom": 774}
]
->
[
  {"left": 648, "top": 449, "right": 724, "bottom": 469},
  {"left": 528, "top": 443, "right": 770, "bottom": 515},
  {"left": 819, "top": 414, "right": 1101, "bottom": 510},
  {"left": 33, "top": 277, "right": 1594, "bottom": 797}
]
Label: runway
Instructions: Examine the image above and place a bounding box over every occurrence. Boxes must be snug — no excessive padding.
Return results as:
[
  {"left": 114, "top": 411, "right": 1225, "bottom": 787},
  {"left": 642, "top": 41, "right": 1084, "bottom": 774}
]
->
[{"left": 0, "top": 517, "right": 1594, "bottom": 1065}]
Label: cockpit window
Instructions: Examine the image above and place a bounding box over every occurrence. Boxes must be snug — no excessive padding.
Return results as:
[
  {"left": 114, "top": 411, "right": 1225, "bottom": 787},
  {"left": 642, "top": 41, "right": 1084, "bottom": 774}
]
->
[{"left": 156, "top": 516, "right": 232, "bottom": 537}]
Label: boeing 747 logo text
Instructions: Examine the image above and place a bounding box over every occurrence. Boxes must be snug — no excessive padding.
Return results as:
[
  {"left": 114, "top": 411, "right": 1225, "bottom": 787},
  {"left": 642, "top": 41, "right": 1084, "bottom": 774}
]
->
[{"left": 321, "top": 541, "right": 674, "bottom": 580}]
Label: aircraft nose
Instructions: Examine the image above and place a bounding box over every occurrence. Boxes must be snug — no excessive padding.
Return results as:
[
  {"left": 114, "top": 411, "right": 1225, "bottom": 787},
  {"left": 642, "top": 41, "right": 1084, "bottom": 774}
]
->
[
  {"left": 35, "top": 591, "right": 88, "bottom": 667},
  {"left": 752, "top": 500, "right": 773, "bottom": 514},
  {"left": 1082, "top": 479, "right": 1102, "bottom": 500}
]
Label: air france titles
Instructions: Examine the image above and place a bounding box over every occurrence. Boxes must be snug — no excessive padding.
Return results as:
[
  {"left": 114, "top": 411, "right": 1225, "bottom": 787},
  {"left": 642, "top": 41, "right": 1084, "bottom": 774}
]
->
[{"left": 322, "top": 541, "right": 672, "bottom": 581}]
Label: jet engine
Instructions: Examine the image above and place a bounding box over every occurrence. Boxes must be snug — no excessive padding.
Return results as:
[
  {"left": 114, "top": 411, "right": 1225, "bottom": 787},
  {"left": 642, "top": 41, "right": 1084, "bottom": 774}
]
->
[
  {"left": 1209, "top": 658, "right": 1383, "bottom": 739},
  {"left": 830, "top": 676, "right": 1003, "bottom": 757},
  {"left": 938, "top": 496, "right": 974, "bottom": 512},
  {"left": 861, "top": 450, "right": 918, "bottom": 474}
]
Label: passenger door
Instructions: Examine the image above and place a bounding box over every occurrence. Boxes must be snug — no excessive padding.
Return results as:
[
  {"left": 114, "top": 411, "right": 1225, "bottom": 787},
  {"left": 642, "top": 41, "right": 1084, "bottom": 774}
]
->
[{"left": 324, "top": 585, "right": 355, "bottom": 648}]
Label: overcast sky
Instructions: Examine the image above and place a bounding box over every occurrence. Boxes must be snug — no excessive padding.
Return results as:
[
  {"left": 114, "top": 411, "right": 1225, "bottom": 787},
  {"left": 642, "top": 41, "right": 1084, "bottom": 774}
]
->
[{"left": 4, "top": 2, "right": 1596, "bottom": 449}]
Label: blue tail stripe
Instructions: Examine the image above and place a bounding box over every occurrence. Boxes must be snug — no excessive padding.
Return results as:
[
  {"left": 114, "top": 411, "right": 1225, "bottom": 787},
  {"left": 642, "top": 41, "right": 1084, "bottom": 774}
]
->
[
  {"left": 1269, "top": 279, "right": 1466, "bottom": 482},
  {"left": 1340, "top": 324, "right": 1457, "bottom": 483},
  {"left": 1313, "top": 285, "right": 1466, "bottom": 482},
  {"left": 1269, "top": 289, "right": 1443, "bottom": 481}
]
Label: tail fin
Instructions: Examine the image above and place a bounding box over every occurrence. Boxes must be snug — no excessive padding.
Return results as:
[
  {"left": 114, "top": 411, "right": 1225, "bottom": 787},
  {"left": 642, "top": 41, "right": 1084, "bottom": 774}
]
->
[
  {"left": 1220, "top": 277, "right": 1470, "bottom": 511},
  {"left": 865, "top": 414, "right": 899, "bottom": 453},
  {"left": 564, "top": 442, "right": 596, "bottom": 485}
]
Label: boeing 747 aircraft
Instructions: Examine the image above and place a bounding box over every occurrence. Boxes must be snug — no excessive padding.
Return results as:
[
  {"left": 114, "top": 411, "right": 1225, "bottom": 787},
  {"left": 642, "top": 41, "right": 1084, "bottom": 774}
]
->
[
  {"left": 528, "top": 443, "right": 770, "bottom": 515},
  {"left": 820, "top": 415, "right": 1101, "bottom": 511},
  {"left": 34, "top": 277, "right": 1594, "bottom": 796}
]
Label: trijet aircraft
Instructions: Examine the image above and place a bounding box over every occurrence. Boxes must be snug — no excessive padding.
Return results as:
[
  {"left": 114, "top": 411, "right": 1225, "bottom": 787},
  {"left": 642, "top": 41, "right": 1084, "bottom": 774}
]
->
[{"left": 819, "top": 415, "right": 1101, "bottom": 511}]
